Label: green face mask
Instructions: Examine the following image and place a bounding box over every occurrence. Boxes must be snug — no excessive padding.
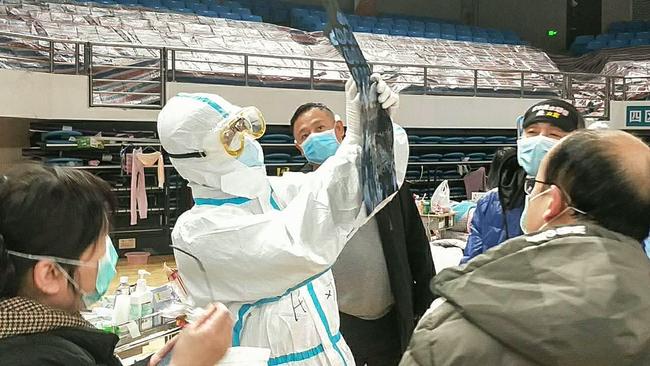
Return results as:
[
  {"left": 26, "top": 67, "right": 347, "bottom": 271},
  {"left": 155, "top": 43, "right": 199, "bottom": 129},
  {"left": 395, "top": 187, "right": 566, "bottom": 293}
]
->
[{"left": 8, "top": 237, "right": 118, "bottom": 308}]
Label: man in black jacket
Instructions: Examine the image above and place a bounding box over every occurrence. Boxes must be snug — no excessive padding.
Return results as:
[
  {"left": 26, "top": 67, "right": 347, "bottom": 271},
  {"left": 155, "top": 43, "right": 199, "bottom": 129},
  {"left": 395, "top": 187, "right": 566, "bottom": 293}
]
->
[{"left": 290, "top": 101, "right": 435, "bottom": 365}]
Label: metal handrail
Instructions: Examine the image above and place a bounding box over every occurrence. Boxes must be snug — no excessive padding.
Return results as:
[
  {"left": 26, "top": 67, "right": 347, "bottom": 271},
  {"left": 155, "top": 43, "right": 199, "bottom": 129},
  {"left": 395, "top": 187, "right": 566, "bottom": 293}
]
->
[
  {"left": 4, "top": 29, "right": 650, "bottom": 117},
  {"left": 0, "top": 30, "right": 623, "bottom": 78}
]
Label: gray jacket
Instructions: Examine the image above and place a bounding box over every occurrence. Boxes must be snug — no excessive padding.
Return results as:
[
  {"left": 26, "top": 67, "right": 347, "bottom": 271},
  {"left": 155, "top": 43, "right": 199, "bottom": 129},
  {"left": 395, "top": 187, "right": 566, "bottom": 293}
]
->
[{"left": 401, "top": 223, "right": 650, "bottom": 366}]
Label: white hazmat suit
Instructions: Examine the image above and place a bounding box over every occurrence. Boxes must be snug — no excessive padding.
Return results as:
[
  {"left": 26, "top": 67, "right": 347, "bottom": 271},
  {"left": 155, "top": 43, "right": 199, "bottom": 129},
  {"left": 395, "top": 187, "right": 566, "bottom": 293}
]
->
[{"left": 157, "top": 82, "right": 408, "bottom": 365}]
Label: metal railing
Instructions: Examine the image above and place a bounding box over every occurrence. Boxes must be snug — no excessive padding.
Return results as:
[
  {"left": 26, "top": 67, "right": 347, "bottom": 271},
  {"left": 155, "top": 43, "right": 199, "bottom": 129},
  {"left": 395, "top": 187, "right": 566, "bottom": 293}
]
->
[{"left": 2, "top": 30, "right": 649, "bottom": 117}]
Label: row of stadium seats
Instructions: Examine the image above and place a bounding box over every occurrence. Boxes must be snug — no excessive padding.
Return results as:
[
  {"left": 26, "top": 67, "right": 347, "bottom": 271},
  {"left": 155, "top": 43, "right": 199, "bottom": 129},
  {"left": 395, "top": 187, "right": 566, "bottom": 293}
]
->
[
  {"left": 261, "top": 134, "right": 517, "bottom": 145},
  {"left": 290, "top": 7, "right": 523, "bottom": 44},
  {"left": 571, "top": 29, "right": 650, "bottom": 55}
]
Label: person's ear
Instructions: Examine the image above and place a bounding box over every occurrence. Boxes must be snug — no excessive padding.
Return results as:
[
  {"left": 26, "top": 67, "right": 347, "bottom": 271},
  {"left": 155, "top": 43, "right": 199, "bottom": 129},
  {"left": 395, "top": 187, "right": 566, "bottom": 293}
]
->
[
  {"left": 334, "top": 120, "right": 345, "bottom": 142},
  {"left": 295, "top": 142, "right": 305, "bottom": 157},
  {"left": 542, "top": 185, "right": 566, "bottom": 222},
  {"left": 32, "top": 261, "right": 67, "bottom": 296}
]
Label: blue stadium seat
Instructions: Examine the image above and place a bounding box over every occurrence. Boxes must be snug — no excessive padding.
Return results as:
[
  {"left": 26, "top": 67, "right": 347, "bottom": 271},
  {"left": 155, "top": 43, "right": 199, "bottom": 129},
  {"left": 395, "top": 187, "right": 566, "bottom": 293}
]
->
[
  {"left": 628, "top": 20, "right": 645, "bottom": 32},
  {"left": 463, "top": 136, "right": 486, "bottom": 144},
  {"left": 373, "top": 26, "right": 391, "bottom": 35},
  {"left": 467, "top": 153, "right": 488, "bottom": 161},
  {"left": 408, "top": 30, "right": 424, "bottom": 38},
  {"left": 473, "top": 37, "right": 489, "bottom": 43},
  {"left": 242, "top": 14, "right": 262, "bottom": 22},
  {"left": 637, "top": 31, "right": 650, "bottom": 39},
  {"left": 177, "top": 7, "right": 194, "bottom": 13},
  {"left": 221, "top": 12, "right": 242, "bottom": 20},
  {"left": 410, "top": 21, "right": 425, "bottom": 31},
  {"left": 407, "top": 135, "right": 421, "bottom": 144},
  {"left": 271, "top": 8, "right": 289, "bottom": 22},
  {"left": 442, "top": 153, "right": 465, "bottom": 162},
  {"left": 426, "top": 23, "right": 440, "bottom": 33},
  {"left": 574, "top": 35, "right": 594, "bottom": 44},
  {"left": 355, "top": 25, "right": 373, "bottom": 33},
  {"left": 457, "top": 35, "right": 473, "bottom": 42},
  {"left": 234, "top": 7, "right": 251, "bottom": 15},
  {"left": 586, "top": 40, "right": 606, "bottom": 52},
  {"left": 595, "top": 33, "right": 614, "bottom": 42},
  {"left": 441, "top": 33, "right": 457, "bottom": 41},
  {"left": 420, "top": 154, "right": 442, "bottom": 162},
  {"left": 609, "top": 21, "right": 626, "bottom": 33},
  {"left": 419, "top": 136, "right": 442, "bottom": 144},
  {"left": 208, "top": 4, "right": 227, "bottom": 12},
  {"left": 391, "top": 28, "right": 408, "bottom": 36},
  {"left": 424, "top": 31, "right": 440, "bottom": 39},
  {"left": 630, "top": 38, "right": 650, "bottom": 46},
  {"left": 394, "top": 19, "right": 410, "bottom": 28},
  {"left": 472, "top": 30, "right": 489, "bottom": 38},
  {"left": 223, "top": 1, "right": 240, "bottom": 8},
  {"left": 291, "top": 8, "right": 309, "bottom": 19},
  {"left": 359, "top": 19, "right": 376, "bottom": 28},
  {"left": 608, "top": 39, "right": 629, "bottom": 48},
  {"left": 617, "top": 32, "right": 635, "bottom": 40},
  {"left": 191, "top": 3, "right": 207, "bottom": 12},
  {"left": 378, "top": 17, "right": 394, "bottom": 25},
  {"left": 254, "top": 6, "right": 271, "bottom": 20},
  {"left": 504, "top": 31, "right": 519, "bottom": 41},
  {"left": 197, "top": 9, "right": 218, "bottom": 17},
  {"left": 488, "top": 31, "right": 504, "bottom": 40}
]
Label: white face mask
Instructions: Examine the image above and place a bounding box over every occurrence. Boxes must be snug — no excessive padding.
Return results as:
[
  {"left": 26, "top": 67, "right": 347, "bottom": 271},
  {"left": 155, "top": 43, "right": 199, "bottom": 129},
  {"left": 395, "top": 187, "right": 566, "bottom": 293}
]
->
[{"left": 521, "top": 187, "right": 587, "bottom": 234}]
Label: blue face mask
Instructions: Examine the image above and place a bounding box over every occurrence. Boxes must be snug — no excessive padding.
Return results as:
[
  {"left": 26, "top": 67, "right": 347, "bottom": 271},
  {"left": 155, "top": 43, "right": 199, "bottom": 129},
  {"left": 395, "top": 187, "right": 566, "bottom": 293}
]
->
[
  {"left": 236, "top": 137, "right": 264, "bottom": 167},
  {"left": 300, "top": 129, "right": 340, "bottom": 165},
  {"left": 517, "top": 135, "right": 558, "bottom": 176},
  {"left": 8, "top": 237, "right": 118, "bottom": 308}
]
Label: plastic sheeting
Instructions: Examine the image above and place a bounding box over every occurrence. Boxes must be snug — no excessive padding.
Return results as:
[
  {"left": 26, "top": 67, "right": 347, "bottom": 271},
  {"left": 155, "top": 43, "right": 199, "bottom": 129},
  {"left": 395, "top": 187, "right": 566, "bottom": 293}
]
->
[{"left": 0, "top": 0, "right": 564, "bottom": 105}]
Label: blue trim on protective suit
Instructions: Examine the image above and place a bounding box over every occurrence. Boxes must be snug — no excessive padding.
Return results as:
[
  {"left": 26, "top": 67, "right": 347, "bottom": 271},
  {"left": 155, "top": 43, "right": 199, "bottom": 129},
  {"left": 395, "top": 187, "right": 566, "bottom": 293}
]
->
[
  {"left": 194, "top": 197, "right": 251, "bottom": 206},
  {"left": 307, "top": 282, "right": 347, "bottom": 366},
  {"left": 231, "top": 270, "right": 329, "bottom": 346},
  {"left": 267, "top": 333, "right": 343, "bottom": 365},
  {"left": 178, "top": 93, "right": 229, "bottom": 117}
]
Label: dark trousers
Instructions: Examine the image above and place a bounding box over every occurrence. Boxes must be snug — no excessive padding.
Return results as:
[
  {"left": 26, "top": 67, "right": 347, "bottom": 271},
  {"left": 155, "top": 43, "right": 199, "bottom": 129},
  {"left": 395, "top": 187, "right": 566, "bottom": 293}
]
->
[{"left": 339, "top": 309, "right": 402, "bottom": 366}]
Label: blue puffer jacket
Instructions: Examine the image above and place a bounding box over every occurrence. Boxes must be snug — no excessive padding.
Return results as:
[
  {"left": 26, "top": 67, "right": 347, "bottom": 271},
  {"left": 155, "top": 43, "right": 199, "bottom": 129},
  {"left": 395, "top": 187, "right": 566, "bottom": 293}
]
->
[
  {"left": 644, "top": 236, "right": 650, "bottom": 258},
  {"left": 462, "top": 189, "right": 523, "bottom": 263}
]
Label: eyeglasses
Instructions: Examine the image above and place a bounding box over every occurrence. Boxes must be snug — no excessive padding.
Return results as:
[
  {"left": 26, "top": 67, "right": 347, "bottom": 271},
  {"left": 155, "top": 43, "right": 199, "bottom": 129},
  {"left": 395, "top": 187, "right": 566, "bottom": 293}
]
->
[{"left": 524, "top": 176, "right": 552, "bottom": 195}]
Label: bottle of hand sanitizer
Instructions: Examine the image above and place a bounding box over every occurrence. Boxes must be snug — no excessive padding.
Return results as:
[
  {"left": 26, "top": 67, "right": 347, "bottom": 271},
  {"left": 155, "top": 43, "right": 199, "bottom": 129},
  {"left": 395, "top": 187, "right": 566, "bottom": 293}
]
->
[{"left": 129, "top": 270, "right": 153, "bottom": 330}]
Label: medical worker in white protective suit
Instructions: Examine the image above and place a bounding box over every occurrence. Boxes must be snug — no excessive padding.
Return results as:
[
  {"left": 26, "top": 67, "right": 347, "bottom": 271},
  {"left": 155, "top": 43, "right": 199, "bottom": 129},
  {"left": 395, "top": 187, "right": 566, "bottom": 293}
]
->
[{"left": 157, "top": 75, "right": 408, "bottom": 366}]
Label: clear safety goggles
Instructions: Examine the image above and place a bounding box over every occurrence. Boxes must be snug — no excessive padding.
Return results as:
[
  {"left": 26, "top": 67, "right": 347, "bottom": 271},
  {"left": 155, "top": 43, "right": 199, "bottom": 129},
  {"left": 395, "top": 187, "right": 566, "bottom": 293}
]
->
[{"left": 219, "top": 107, "right": 266, "bottom": 158}]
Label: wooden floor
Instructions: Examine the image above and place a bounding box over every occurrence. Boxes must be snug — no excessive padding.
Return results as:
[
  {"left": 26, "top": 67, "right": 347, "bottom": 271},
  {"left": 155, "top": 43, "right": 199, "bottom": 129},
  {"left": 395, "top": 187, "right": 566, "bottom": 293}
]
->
[{"left": 110, "top": 255, "right": 176, "bottom": 293}]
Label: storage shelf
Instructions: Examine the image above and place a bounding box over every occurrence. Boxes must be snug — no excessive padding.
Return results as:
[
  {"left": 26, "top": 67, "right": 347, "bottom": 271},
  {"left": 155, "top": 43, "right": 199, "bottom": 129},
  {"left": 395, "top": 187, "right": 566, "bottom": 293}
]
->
[
  {"left": 61, "top": 164, "right": 173, "bottom": 170},
  {"left": 41, "top": 142, "right": 161, "bottom": 149},
  {"left": 409, "top": 143, "right": 516, "bottom": 148},
  {"left": 408, "top": 160, "right": 491, "bottom": 166},
  {"left": 265, "top": 162, "right": 305, "bottom": 167}
]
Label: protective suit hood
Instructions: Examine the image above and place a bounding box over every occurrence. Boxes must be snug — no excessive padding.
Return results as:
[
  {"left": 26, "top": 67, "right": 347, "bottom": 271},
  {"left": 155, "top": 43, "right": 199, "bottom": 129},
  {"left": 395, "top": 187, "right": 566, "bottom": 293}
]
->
[{"left": 157, "top": 93, "right": 269, "bottom": 202}]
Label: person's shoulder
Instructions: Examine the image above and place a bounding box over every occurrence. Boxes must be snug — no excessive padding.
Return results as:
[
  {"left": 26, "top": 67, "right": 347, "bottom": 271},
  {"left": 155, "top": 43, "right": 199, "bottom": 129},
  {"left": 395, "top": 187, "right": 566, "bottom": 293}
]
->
[
  {"left": 474, "top": 189, "right": 500, "bottom": 212},
  {"left": 0, "top": 332, "right": 96, "bottom": 365},
  {"left": 406, "top": 299, "right": 527, "bottom": 365}
]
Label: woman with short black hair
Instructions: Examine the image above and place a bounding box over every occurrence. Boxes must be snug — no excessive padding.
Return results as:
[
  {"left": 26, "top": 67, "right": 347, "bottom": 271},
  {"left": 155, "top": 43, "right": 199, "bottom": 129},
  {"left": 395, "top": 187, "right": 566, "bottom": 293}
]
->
[{"left": 0, "top": 164, "right": 232, "bottom": 366}]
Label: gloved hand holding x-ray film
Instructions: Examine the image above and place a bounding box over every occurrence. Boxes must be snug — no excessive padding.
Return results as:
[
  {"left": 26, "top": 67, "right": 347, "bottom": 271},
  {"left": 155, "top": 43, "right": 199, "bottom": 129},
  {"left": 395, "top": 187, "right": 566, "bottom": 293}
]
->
[{"left": 157, "top": 77, "right": 408, "bottom": 365}]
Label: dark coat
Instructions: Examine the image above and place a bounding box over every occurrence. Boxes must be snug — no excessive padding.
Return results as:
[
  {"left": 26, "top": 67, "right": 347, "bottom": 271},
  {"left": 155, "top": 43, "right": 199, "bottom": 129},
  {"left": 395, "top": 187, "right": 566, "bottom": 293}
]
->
[
  {"left": 374, "top": 181, "right": 436, "bottom": 351},
  {"left": 0, "top": 326, "right": 123, "bottom": 366}
]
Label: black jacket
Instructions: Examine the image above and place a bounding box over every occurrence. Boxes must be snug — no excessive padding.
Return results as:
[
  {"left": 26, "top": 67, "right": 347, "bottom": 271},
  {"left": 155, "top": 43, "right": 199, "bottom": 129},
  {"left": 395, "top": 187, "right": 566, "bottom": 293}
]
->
[
  {"left": 374, "top": 181, "right": 435, "bottom": 351},
  {"left": 0, "top": 327, "right": 123, "bottom": 366}
]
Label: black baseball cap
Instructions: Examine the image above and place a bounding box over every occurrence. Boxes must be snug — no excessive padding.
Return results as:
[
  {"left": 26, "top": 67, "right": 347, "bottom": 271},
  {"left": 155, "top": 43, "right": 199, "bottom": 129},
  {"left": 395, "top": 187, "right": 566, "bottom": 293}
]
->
[{"left": 522, "top": 99, "right": 585, "bottom": 132}]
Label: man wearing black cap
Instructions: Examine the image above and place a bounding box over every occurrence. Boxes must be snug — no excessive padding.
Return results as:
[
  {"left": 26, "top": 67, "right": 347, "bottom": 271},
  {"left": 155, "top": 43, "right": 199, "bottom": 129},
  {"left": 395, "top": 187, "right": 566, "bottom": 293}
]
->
[{"left": 463, "top": 99, "right": 585, "bottom": 263}]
